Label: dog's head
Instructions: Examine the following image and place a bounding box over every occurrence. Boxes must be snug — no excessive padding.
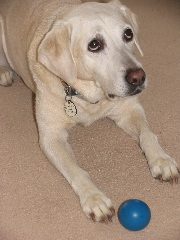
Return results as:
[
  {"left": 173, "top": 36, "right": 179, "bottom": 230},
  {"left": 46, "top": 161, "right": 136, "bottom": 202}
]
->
[{"left": 38, "top": 0, "right": 147, "bottom": 103}]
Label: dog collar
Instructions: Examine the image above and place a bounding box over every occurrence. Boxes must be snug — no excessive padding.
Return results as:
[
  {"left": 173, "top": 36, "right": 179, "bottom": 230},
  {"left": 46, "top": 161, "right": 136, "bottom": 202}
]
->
[
  {"left": 60, "top": 80, "right": 78, "bottom": 96},
  {"left": 60, "top": 79, "right": 99, "bottom": 118},
  {"left": 60, "top": 80, "right": 78, "bottom": 117}
]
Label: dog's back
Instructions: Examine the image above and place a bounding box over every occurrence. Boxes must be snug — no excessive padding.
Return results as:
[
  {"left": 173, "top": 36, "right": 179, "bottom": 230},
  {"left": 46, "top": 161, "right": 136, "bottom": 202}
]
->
[{"left": 0, "top": 0, "right": 80, "bottom": 91}]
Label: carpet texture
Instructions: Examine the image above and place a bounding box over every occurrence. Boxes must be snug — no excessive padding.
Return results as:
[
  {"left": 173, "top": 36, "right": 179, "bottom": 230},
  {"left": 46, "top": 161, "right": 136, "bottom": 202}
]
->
[{"left": 0, "top": 0, "right": 179, "bottom": 240}]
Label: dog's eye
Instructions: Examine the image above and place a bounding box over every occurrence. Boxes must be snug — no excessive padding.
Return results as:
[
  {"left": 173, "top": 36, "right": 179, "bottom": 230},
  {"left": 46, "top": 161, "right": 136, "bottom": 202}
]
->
[
  {"left": 88, "top": 39, "right": 103, "bottom": 52},
  {"left": 124, "top": 28, "right": 133, "bottom": 42}
]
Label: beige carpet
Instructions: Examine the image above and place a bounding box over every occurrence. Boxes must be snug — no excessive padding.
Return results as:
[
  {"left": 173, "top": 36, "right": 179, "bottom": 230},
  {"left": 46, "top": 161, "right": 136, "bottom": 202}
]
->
[{"left": 0, "top": 1, "right": 180, "bottom": 240}]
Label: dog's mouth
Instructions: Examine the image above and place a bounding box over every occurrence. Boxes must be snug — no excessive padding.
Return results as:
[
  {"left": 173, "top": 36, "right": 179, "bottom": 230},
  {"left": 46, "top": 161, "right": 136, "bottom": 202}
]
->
[
  {"left": 129, "top": 88, "right": 142, "bottom": 96},
  {"left": 108, "top": 94, "right": 116, "bottom": 99},
  {"left": 108, "top": 87, "right": 143, "bottom": 99}
]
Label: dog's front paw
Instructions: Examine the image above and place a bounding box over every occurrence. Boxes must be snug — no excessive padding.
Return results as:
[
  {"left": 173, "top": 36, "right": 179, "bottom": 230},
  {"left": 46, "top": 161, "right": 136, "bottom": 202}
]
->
[
  {"left": 149, "top": 157, "right": 179, "bottom": 184},
  {"left": 0, "top": 66, "right": 13, "bottom": 86},
  {"left": 81, "top": 192, "right": 115, "bottom": 224}
]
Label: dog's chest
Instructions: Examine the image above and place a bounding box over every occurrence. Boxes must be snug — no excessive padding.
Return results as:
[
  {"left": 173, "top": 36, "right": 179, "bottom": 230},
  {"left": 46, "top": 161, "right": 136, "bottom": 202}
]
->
[{"left": 73, "top": 98, "right": 114, "bottom": 126}]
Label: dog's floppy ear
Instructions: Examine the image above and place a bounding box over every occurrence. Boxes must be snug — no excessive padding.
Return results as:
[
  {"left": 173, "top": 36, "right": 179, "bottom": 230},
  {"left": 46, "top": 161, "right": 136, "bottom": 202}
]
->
[
  {"left": 120, "top": 5, "right": 144, "bottom": 56},
  {"left": 38, "top": 22, "right": 77, "bottom": 84}
]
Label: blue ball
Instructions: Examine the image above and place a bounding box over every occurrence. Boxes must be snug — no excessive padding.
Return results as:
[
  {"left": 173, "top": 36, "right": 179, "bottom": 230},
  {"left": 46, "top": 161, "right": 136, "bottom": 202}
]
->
[{"left": 118, "top": 199, "right": 151, "bottom": 231}]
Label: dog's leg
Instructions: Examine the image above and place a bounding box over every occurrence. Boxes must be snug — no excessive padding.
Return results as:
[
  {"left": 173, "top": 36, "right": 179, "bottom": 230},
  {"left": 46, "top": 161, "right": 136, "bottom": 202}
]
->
[
  {"left": 36, "top": 97, "right": 115, "bottom": 223},
  {"left": 39, "top": 128, "right": 115, "bottom": 223},
  {"left": 0, "top": 19, "right": 13, "bottom": 86},
  {"left": 0, "top": 66, "right": 13, "bottom": 86},
  {"left": 108, "top": 97, "right": 179, "bottom": 184}
]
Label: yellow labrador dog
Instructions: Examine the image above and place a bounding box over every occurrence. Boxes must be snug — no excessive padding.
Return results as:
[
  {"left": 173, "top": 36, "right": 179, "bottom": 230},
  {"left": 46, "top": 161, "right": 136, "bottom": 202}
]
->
[{"left": 0, "top": 0, "right": 179, "bottom": 223}]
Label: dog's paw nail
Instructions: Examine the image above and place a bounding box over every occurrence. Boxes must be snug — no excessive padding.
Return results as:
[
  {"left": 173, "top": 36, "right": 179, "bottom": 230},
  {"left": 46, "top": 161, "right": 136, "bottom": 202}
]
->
[
  {"left": 82, "top": 192, "right": 114, "bottom": 223},
  {"left": 110, "top": 207, "right": 115, "bottom": 216},
  {"left": 152, "top": 158, "right": 179, "bottom": 184},
  {"left": 174, "top": 177, "right": 178, "bottom": 184},
  {"left": 158, "top": 174, "right": 163, "bottom": 183},
  {"left": 101, "top": 216, "right": 108, "bottom": 224},
  {"left": 90, "top": 213, "right": 96, "bottom": 222},
  {"left": 169, "top": 177, "right": 173, "bottom": 185},
  {"left": 107, "top": 215, "right": 113, "bottom": 222}
]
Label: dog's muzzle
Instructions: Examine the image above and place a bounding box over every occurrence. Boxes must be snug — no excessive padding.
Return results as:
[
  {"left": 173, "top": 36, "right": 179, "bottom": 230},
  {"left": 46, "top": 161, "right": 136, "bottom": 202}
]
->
[{"left": 108, "top": 68, "right": 146, "bottom": 99}]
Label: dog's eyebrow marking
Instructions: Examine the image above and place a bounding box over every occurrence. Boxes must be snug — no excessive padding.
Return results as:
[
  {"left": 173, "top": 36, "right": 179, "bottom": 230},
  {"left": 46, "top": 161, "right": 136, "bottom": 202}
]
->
[{"left": 95, "top": 34, "right": 106, "bottom": 47}]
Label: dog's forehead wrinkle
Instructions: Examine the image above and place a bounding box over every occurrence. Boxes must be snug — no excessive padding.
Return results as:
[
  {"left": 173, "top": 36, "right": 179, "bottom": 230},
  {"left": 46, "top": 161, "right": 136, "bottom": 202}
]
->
[
  {"left": 72, "top": 2, "right": 123, "bottom": 17},
  {"left": 65, "top": 3, "right": 125, "bottom": 28},
  {"left": 70, "top": 20, "right": 127, "bottom": 50},
  {"left": 70, "top": 17, "right": 125, "bottom": 31}
]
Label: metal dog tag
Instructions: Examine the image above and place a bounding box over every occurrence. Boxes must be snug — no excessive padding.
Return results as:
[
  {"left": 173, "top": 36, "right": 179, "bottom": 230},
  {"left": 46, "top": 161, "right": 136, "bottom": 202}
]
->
[{"left": 64, "top": 96, "right": 77, "bottom": 117}]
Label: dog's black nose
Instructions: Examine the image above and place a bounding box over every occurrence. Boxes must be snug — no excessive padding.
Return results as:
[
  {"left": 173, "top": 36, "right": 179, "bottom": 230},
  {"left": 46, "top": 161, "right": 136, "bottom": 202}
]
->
[{"left": 125, "top": 68, "right": 146, "bottom": 86}]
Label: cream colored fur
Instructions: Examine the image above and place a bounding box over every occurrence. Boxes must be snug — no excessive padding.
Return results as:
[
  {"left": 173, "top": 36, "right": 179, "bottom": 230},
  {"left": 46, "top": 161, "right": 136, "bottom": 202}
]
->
[{"left": 0, "top": 0, "right": 179, "bottom": 223}]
